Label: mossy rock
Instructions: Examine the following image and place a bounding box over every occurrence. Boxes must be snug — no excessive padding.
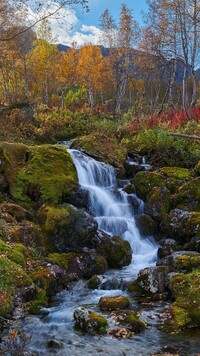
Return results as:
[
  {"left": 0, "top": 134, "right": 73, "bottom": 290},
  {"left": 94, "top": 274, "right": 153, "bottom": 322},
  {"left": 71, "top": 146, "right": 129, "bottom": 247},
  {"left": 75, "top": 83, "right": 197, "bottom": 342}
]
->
[
  {"left": 175, "top": 254, "right": 200, "bottom": 272},
  {"left": 72, "top": 134, "right": 127, "bottom": 169},
  {"left": 0, "top": 142, "right": 77, "bottom": 207},
  {"left": 112, "top": 310, "right": 146, "bottom": 332},
  {"left": 68, "top": 251, "right": 108, "bottom": 279},
  {"left": 28, "top": 288, "right": 47, "bottom": 315},
  {"left": 31, "top": 264, "right": 68, "bottom": 296},
  {"left": 88, "top": 275, "right": 102, "bottom": 289},
  {"left": 98, "top": 295, "right": 130, "bottom": 311},
  {"left": 158, "top": 167, "right": 192, "bottom": 193},
  {"left": 135, "top": 214, "right": 158, "bottom": 237},
  {"left": 161, "top": 209, "right": 200, "bottom": 243},
  {"left": 0, "top": 256, "right": 32, "bottom": 316},
  {"left": 165, "top": 270, "right": 200, "bottom": 330},
  {"left": 47, "top": 252, "right": 76, "bottom": 271},
  {"left": 144, "top": 187, "right": 171, "bottom": 222},
  {"left": 38, "top": 204, "right": 98, "bottom": 253},
  {"left": 74, "top": 307, "right": 107, "bottom": 334},
  {"left": 173, "top": 177, "right": 200, "bottom": 211},
  {"left": 95, "top": 235, "right": 132, "bottom": 269},
  {"left": 133, "top": 171, "right": 166, "bottom": 201},
  {"left": 159, "top": 167, "right": 192, "bottom": 181}
]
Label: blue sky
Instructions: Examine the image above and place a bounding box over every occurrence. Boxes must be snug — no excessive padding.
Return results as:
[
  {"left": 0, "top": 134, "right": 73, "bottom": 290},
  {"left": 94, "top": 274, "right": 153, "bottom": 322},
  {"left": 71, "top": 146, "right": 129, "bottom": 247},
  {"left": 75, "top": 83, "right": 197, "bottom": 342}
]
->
[
  {"left": 74, "top": 0, "right": 148, "bottom": 29},
  {"left": 26, "top": 0, "right": 148, "bottom": 46}
]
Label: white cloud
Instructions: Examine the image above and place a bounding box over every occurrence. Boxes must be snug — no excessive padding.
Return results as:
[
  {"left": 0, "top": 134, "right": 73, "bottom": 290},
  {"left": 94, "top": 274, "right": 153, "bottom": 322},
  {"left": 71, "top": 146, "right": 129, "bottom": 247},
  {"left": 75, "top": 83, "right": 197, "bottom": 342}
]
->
[{"left": 17, "top": 0, "right": 103, "bottom": 47}]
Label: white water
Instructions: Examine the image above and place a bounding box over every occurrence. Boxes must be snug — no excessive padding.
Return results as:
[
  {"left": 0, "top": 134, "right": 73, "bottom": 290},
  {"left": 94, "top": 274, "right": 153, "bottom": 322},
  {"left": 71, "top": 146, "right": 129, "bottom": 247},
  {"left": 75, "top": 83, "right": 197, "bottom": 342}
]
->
[{"left": 69, "top": 149, "right": 158, "bottom": 273}]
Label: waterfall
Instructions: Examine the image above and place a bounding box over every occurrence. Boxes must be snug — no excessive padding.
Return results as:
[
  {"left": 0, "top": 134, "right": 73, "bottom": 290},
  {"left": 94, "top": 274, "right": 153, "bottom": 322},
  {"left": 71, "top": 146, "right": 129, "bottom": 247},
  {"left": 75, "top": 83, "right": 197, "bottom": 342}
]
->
[{"left": 69, "top": 149, "right": 158, "bottom": 271}]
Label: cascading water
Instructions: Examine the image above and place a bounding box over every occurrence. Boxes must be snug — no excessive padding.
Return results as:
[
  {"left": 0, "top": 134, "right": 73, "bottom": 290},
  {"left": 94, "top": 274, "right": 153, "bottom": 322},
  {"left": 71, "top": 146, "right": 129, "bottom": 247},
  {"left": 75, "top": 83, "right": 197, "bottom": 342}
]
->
[
  {"left": 69, "top": 149, "right": 158, "bottom": 274},
  {"left": 6, "top": 148, "right": 200, "bottom": 356}
]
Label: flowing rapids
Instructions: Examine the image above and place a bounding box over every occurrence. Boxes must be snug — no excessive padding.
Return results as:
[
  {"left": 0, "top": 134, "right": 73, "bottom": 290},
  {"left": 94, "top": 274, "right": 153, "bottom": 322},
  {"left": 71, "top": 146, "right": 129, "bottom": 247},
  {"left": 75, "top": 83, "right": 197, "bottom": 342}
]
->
[
  {"left": 14, "top": 150, "right": 200, "bottom": 355},
  {"left": 69, "top": 149, "right": 157, "bottom": 276}
]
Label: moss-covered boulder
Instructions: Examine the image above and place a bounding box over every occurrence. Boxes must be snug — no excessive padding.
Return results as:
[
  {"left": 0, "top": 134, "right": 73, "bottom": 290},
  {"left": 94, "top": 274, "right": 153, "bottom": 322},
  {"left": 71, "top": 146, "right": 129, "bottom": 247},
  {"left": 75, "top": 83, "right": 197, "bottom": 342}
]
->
[
  {"left": 68, "top": 250, "right": 108, "bottom": 279},
  {"left": 161, "top": 209, "right": 200, "bottom": 243},
  {"left": 95, "top": 235, "right": 132, "bottom": 269},
  {"left": 173, "top": 177, "right": 200, "bottom": 211},
  {"left": 164, "top": 270, "right": 200, "bottom": 331},
  {"left": 38, "top": 204, "right": 98, "bottom": 252},
  {"left": 133, "top": 171, "right": 166, "bottom": 201},
  {"left": 74, "top": 307, "right": 107, "bottom": 334},
  {"left": 130, "top": 266, "right": 169, "bottom": 301},
  {"left": 98, "top": 295, "right": 130, "bottom": 311},
  {"left": 0, "top": 256, "right": 32, "bottom": 316},
  {"left": 157, "top": 251, "right": 200, "bottom": 273},
  {"left": 135, "top": 214, "right": 158, "bottom": 237},
  {"left": 111, "top": 310, "right": 146, "bottom": 333},
  {"left": 144, "top": 187, "right": 171, "bottom": 222},
  {"left": 0, "top": 142, "right": 77, "bottom": 207},
  {"left": 72, "top": 134, "right": 127, "bottom": 169},
  {"left": 158, "top": 167, "right": 192, "bottom": 193}
]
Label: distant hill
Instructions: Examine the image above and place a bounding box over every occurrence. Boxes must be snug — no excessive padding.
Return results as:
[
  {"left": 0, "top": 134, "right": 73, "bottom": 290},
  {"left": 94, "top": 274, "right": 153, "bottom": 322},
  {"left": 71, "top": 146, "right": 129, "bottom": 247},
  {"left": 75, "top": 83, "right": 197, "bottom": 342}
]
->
[{"left": 57, "top": 44, "right": 70, "bottom": 52}]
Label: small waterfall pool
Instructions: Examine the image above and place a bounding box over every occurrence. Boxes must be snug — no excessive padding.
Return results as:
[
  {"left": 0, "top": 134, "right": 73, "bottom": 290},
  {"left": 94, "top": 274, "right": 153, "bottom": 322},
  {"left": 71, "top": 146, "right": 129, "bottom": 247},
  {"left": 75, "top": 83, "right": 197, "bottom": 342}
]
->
[{"left": 8, "top": 149, "right": 200, "bottom": 355}]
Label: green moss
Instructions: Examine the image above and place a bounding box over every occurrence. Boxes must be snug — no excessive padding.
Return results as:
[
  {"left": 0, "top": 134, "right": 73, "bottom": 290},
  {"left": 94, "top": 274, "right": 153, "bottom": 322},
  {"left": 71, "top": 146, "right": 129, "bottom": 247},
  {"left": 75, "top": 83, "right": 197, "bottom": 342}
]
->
[
  {"left": 31, "top": 266, "right": 52, "bottom": 290},
  {"left": 0, "top": 240, "right": 26, "bottom": 268},
  {"left": 163, "top": 304, "right": 191, "bottom": 332},
  {"left": 159, "top": 167, "right": 192, "bottom": 181},
  {"left": 167, "top": 270, "right": 200, "bottom": 329},
  {"left": 28, "top": 288, "right": 47, "bottom": 315},
  {"left": 47, "top": 252, "right": 76, "bottom": 271},
  {"left": 0, "top": 256, "right": 32, "bottom": 316},
  {"left": 176, "top": 255, "right": 200, "bottom": 272},
  {"left": 88, "top": 311, "right": 107, "bottom": 333},
  {"left": 39, "top": 204, "right": 72, "bottom": 233},
  {"left": 99, "top": 296, "right": 130, "bottom": 311},
  {"left": 121, "top": 310, "right": 146, "bottom": 332},
  {"left": 174, "top": 178, "right": 200, "bottom": 211},
  {"left": 133, "top": 171, "right": 166, "bottom": 200},
  {"left": 194, "top": 161, "right": 200, "bottom": 176},
  {"left": 0, "top": 219, "right": 9, "bottom": 241},
  {"left": 146, "top": 187, "right": 171, "bottom": 221},
  {"left": 0, "top": 142, "right": 77, "bottom": 207}
]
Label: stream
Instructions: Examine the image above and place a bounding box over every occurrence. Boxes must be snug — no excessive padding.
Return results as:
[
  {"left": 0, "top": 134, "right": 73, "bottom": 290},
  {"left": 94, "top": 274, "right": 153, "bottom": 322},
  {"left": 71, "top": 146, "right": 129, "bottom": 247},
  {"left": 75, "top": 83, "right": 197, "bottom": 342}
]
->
[{"left": 8, "top": 149, "right": 200, "bottom": 355}]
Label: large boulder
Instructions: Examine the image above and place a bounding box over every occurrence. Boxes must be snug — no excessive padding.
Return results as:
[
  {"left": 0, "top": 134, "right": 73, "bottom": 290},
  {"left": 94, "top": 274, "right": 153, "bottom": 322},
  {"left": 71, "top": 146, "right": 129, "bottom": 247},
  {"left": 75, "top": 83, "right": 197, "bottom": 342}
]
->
[
  {"left": 133, "top": 171, "right": 166, "bottom": 201},
  {"left": 74, "top": 307, "right": 107, "bottom": 334},
  {"left": 164, "top": 270, "right": 200, "bottom": 331},
  {"left": 94, "top": 234, "right": 132, "bottom": 268},
  {"left": 98, "top": 295, "right": 130, "bottom": 311},
  {"left": 38, "top": 204, "right": 98, "bottom": 252},
  {"left": 158, "top": 167, "right": 192, "bottom": 193},
  {"left": 144, "top": 186, "right": 171, "bottom": 222},
  {"left": 136, "top": 266, "right": 168, "bottom": 295},
  {"left": 157, "top": 251, "right": 200, "bottom": 273},
  {"left": 0, "top": 142, "right": 77, "bottom": 207},
  {"left": 67, "top": 249, "right": 108, "bottom": 279},
  {"left": 173, "top": 177, "right": 200, "bottom": 211},
  {"left": 161, "top": 209, "right": 200, "bottom": 243}
]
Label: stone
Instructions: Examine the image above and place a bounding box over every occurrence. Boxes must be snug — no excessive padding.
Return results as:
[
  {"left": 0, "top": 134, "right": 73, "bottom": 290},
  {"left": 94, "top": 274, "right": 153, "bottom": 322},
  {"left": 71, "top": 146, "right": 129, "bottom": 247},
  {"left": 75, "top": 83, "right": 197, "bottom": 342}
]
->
[
  {"left": 74, "top": 307, "right": 107, "bottom": 334},
  {"left": 98, "top": 295, "right": 130, "bottom": 311}
]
